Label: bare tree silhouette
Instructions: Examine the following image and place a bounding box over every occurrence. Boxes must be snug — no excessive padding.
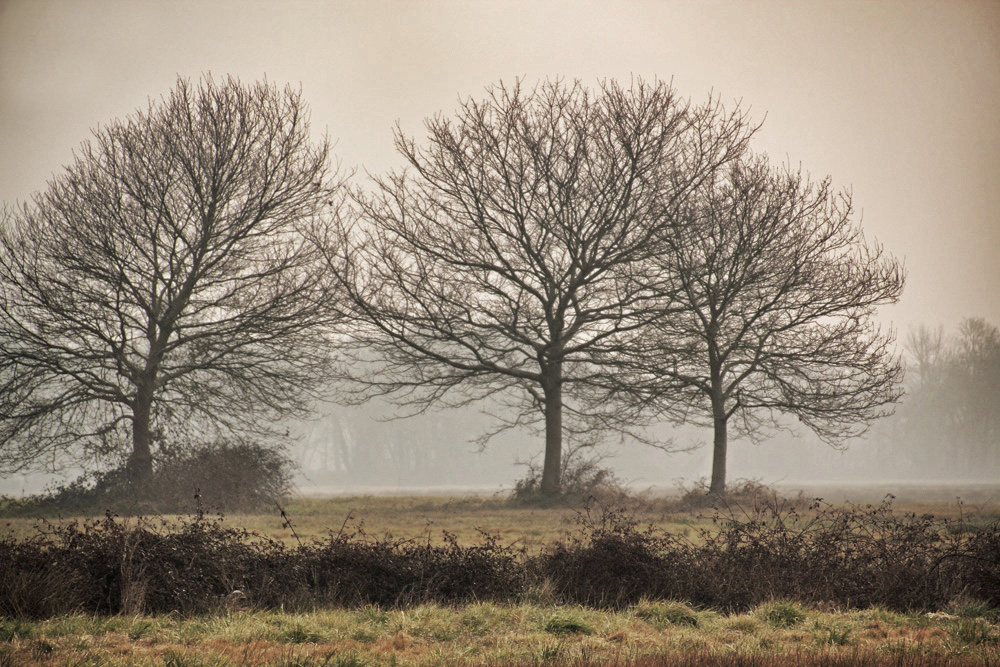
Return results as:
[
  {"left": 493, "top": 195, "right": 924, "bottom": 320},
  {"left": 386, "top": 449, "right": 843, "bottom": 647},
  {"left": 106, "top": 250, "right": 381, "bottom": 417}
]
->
[
  {"left": 320, "top": 79, "right": 754, "bottom": 495},
  {"left": 0, "top": 76, "right": 341, "bottom": 484},
  {"left": 630, "top": 155, "right": 904, "bottom": 494}
]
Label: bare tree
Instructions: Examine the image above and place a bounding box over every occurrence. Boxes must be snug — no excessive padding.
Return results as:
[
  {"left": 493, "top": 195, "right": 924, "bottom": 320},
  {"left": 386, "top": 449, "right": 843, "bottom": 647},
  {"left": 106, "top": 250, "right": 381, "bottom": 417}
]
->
[
  {"left": 0, "top": 76, "right": 339, "bottom": 484},
  {"left": 633, "top": 155, "right": 905, "bottom": 495},
  {"left": 905, "top": 324, "right": 944, "bottom": 388},
  {"left": 320, "top": 79, "right": 754, "bottom": 495}
]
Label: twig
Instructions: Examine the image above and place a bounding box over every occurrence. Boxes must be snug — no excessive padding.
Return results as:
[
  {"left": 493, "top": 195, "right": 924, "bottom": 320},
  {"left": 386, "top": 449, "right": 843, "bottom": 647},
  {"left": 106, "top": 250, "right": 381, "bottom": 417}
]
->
[{"left": 275, "top": 501, "right": 302, "bottom": 547}]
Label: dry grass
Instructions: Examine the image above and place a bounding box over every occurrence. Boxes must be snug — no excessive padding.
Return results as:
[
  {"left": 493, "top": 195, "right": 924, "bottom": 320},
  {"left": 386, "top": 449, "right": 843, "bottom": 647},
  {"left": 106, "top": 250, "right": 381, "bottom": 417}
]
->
[
  {"left": 5, "top": 488, "right": 996, "bottom": 548},
  {"left": 1, "top": 602, "right": 997, "bottom": 666},
  {"left": 0, "top": 494, "right": 715, "bottom": 549}
]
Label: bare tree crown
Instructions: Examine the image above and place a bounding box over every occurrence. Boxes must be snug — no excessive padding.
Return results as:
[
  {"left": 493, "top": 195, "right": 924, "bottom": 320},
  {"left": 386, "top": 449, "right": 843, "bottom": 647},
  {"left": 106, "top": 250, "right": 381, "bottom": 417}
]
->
[
  {"left": 322, "top": 78, "right": 756, "bottom": 494},
  {"left": 627, "top": 154, "right": 904, "bottom": 493},
  {"left": 0, "top": 76, "right": 340, "bottom": 475}
]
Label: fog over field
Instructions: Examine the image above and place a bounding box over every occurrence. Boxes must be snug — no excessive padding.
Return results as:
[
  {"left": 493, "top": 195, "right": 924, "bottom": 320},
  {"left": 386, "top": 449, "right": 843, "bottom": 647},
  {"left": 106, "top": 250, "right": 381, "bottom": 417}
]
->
[{"left": 0, "top": 1, "right": 997, "bottom": 497}]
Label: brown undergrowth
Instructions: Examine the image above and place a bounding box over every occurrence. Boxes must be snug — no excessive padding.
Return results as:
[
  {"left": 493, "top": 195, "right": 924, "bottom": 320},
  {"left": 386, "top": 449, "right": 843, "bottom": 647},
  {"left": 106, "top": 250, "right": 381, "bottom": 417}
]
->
[{"left": 1, "top": 498, "right": 997, "bottom": 618}]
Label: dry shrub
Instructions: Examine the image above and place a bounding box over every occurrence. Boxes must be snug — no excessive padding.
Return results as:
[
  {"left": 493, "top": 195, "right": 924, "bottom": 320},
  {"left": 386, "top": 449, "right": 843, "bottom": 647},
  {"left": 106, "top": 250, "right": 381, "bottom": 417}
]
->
[
  {"left": 150, "top": 440, "right": 294, "bottom": 512},
  {"left": 510, "top": 455, "right": 630, "bottom": 507},
  {"left": 538, "top": 498, "right": 1000, "bottom": 612},
  {"left": 295, "top": 527, "right": 527, "bottom": 608},
  {"left": 5, "top": 439, "right": 293, "bottom": 516},
  {"left": 1, "top": 498, "right": 997, "bottom": 618},
  {"left": 669, "top": 478, "right": 809, "bottom": 513},
  {"left": 0, "top": 512, "right": 287, "bottom": 616},
  {"left": 0, "top": 512, "right": 525, "bottom": 617}
]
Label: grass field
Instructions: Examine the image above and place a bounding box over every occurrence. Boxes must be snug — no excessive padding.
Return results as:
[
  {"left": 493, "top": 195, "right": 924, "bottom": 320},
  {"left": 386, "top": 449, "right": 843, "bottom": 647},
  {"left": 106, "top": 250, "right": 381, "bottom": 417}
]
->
[
  {"left": 2, "top": 494, "right": 712, "bottom": 548},
  {"left": 2, "top": 600, "right": 998, "bottom": 665},
  {"left": 5, "top": 485, "right": 998, "bottom": 547},
  {"left": 2, "top": 489, "right": 999, "bottom": 666}
]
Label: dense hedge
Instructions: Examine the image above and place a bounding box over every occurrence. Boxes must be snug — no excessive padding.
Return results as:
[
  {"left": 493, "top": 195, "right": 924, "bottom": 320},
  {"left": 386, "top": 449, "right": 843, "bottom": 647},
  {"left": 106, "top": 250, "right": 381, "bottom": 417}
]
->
[
  {"left": 5, "top": 440, "right": 294, "bottom": 516},
  {"left": 541, "top": 502, "right": 1000, "bottom": 611},
  {"left": 1, "top": 501, "right": 997, "bottom": 617}
]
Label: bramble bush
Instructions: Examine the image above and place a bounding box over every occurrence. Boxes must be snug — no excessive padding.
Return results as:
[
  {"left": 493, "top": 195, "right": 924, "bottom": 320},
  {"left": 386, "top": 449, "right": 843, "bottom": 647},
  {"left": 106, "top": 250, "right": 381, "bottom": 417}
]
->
[
  {"left": 540, "top": 498, "right": 1000, "bottom": 611},
  {"left": 0, "top": 512, "right": 527, "bottom": 616},
  {"left": 0, "top": 498, "right": 997, "bottom": 617},
  {"left": 668, "top": 478, "right": 810, "bottom": 513}
]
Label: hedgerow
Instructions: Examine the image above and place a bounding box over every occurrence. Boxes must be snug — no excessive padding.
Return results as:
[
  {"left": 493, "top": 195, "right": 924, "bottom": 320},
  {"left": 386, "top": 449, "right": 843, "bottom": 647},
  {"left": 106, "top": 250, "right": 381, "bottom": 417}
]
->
[{"left": 1, "top": 499, "right": 996, "bottom": 617}]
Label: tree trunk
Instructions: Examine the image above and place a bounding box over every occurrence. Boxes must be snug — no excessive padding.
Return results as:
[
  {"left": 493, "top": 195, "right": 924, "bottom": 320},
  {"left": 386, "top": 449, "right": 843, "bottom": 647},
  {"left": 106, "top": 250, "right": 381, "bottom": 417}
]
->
[
  {"left": 709, "top": 397, "right": 728, "bottom": 496},
  {"left": 128, "top": 382, "right": 155, "bottom": 486},
  {"left": 540, "top": 362, "right": 563, "bottom": 497}
]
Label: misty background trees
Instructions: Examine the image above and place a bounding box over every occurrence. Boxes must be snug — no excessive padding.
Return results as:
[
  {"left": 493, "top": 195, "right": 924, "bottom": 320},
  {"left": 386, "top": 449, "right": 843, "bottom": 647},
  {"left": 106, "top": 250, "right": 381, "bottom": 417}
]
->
[
  {"left": 891, "top": 318, "right": 1000, "bottom": 477},
  {"left": 0, "top": 76, "right": 338, "bottom": 485},
  {"left": 287, "top": 312, "right": 998, "bottom": 489}
]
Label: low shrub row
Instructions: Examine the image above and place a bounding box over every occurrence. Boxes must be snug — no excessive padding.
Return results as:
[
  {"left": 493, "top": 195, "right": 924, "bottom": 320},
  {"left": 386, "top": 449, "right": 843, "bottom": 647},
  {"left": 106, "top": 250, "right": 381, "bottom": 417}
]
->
[
  {"left": 4, "top": 440, "right": 294, "bottom": 516},
  {"left": 542, "top": 501, "right": 1000, "bottom": 611},
  {"left": 0, "top": 513, "right": 525, "bottom": 617},
  {"left": 1, "top": 500, "right": 997, "bottom": 617}
]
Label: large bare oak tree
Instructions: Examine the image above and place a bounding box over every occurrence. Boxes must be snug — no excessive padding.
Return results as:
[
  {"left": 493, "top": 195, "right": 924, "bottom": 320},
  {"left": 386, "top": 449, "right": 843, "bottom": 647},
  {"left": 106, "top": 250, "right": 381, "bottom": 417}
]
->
[
  {"left": 322, "top": 79, "right": 754, "bottom": 495},
  {"left": 0, "top": 76, "right": 339, "bottom": 483},
  {"left": 633, "top": 156, "right": 905, "bottom": 495}
]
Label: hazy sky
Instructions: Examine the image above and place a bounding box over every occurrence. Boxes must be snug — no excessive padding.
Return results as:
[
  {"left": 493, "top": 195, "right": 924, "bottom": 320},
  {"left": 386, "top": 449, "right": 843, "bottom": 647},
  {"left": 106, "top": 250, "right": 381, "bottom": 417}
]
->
[{"left": 1, "top": 0, "right": 998, "bottom": 334}]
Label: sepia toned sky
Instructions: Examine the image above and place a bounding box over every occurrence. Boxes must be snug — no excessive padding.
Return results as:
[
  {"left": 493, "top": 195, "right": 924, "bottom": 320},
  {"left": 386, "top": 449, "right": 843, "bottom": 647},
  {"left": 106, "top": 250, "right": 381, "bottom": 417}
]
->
[{"left": 1, "top": 0, "right": 998, "bottom": 335}]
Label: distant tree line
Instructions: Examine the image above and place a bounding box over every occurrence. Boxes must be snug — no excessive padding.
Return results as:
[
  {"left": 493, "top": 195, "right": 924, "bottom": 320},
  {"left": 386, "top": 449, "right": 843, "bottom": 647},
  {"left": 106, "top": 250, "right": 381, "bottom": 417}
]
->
[
  {"left": 891, "top": 318, "right": 1000, "bottom": 476},
  {"left": 0, "top": 75, "right": 905, "bottom": 498},
  {"left": 295, "top": 400, "right": 517, "bottom": 486}
]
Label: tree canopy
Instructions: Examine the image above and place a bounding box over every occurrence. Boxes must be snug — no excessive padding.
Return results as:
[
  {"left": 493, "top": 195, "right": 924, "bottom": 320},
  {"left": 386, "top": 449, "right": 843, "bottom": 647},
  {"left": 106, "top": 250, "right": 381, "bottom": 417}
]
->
[
  {"left": 630, "top": 155, "right": 904, "bottom": 494},
  {"left": 321, "top": 79, "right": 755, "bottom": 495},
  {"left": 0, "top": 76, "right": 340, "bottom": 482}
]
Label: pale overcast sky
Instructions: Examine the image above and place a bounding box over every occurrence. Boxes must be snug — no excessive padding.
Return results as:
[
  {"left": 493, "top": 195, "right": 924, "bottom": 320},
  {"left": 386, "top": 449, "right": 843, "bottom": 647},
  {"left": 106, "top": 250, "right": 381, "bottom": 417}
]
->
[{"left": 1, "top": 0, "right": 998, "bottom": 334}]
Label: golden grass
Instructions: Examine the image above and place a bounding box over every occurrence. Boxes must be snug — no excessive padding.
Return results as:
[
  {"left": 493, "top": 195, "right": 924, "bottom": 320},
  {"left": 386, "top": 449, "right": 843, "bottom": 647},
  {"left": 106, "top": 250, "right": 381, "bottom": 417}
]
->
[
  {"left": 4, "top": 490, "right": 998, "bottom": 552},
  {"left": 1, "top": 602, "right": 997, "bottom": 666},
  {"left": 0, "top": 494, "right": 716, "bottom": 548}
]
